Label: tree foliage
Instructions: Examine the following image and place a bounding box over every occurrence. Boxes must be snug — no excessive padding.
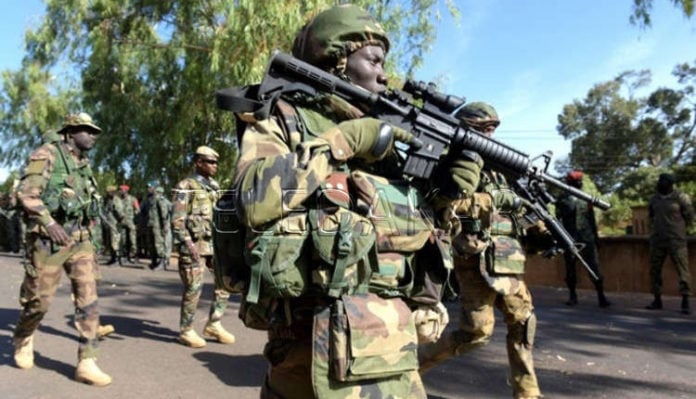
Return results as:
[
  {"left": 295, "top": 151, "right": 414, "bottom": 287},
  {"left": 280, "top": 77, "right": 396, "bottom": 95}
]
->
[
  {"left": 557, "top": 62, "right": 696, "bottom": 193},
  {"left": 630, "top": 0, "right": 695, "bottom": 28},
  {"left": 0, "top": 0, "right": 456, "bottom": 194}
]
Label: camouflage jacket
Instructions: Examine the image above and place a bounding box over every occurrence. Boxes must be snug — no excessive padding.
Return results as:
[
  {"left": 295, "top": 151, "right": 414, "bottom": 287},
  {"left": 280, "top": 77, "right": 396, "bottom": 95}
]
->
[
  {"left": 649, "top": 189, "right": 694, "bottom": 243},
  {"left": 172, "top": 173, "right": 219, "bottom": 255},
  {"left": 450, "top": 169, "right": 528, "bottom": 294},
  {"left": 119, "top": 193, "right": 139, "bottom": 227},
  {"left": 17, "top": 138, "right": 99, "bottom": 240},
  {"left": 555, "top": 193, "right": 598, "bottom": 244},
  {"left": 144, "top": 193, "right": 171, "bottom": 231},
  {"left": 233, "top": 94, "right": 455, "bottom": 302},
  {"left": 102, "top": 194, "right": 124, "bottom": 230}
]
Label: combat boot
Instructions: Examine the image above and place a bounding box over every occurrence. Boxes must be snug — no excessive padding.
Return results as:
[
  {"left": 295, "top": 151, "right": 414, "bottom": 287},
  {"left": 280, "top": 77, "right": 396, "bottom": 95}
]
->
[
  {"left": 150, "top": 257, "right": 163, "bottom": 271},
  {"left": 595, "top": 282, "right": 611, "bottom": 308},
  {"left": 75, "top": 358, "right": 112, "bottom": 386},
  {"left": 13, "top": 335, "right": 34, "bottom": 369},
  {"left": 203, "top": 321, "right": 236, "bottom": 344},
  {"left": 97, "top": 324, "right": 115, "bottom": 338},
  {"left": 179, "top": 329, "right": 207, "bottom": 348},
  {"left": 565, "top": 291, "right": 578, "bottom": 306},
  {"left": 681, "top": 295, "right": 691, "bottom": 315},
  {"left": 645, "top": 295, "right": 662, "bottom": 310},
  {"left": 105, "top": 253, "right": 117, "bottom": 266}
]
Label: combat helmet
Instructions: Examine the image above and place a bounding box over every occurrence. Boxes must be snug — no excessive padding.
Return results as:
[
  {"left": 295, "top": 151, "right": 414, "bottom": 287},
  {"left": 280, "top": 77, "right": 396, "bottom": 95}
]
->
[
  {"left": 58, "top": 112, "right": 102, "bottom": 134},
  {"left": 292, "top": 4, "right": 390, "bottom": 76},
  {"left": 455, "top": 102, "right": 500, "bottom": 131}
]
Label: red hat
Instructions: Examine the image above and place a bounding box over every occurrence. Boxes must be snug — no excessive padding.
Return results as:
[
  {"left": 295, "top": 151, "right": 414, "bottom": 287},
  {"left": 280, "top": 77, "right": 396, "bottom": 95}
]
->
[
  {"left": 566, "top": 171, "right": 584, "bottom": 182},
  {"left": 119, "top": 184, "right": 130, "bottom": 191}
]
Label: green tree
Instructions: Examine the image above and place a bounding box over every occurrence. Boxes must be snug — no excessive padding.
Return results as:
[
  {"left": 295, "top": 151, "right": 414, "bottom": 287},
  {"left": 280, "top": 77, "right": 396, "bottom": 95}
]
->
[
  {"left": 631, "top": 0, "right": 695, "bottom": 28},
  {"left": 0, "top": 0, "right": 455, "bottom": 193},
  {"left": 557, "top": 61, "right": 696, "bottom": 193}
]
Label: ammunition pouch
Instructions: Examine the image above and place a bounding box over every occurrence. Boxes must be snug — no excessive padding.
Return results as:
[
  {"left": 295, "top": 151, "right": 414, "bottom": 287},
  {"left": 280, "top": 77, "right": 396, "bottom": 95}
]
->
[{"left": 311, "top": 293, "right": 418, "bottom": 397}]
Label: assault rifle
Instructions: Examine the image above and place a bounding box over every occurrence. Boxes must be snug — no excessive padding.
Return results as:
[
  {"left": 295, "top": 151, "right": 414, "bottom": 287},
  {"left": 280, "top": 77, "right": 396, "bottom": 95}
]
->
[{"left": 216, "top": 50, "right": 609, "bottom": 280}]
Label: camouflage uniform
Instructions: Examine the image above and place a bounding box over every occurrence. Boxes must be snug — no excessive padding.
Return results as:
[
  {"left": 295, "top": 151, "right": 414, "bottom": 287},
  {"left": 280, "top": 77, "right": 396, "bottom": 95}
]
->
[
  {"left": 143, "top": 186, "right": 170, "bottom": 269},
  {"left": 556, "top": 171, "right": 609, "bottom": 307},
  {"left": 419, "top": 103, "right": 542, "bottom": 399},
  {"left": 12, "top": 113, "right": 111, "bottom": 385},
  {"left": 647, "top": 174, "right": 694, "bottom": 305},
  {"left": 223, "top": 5, "right": 480, "bottom": 398},
  {"left": 102, "top": 186, "right": 124, "bottom": 264},
  {"left": 172, "top": 155, "right": 230, "bottom": 336},
  {"left": 118, "top": 186, "right": 139, "bottom": 260}
]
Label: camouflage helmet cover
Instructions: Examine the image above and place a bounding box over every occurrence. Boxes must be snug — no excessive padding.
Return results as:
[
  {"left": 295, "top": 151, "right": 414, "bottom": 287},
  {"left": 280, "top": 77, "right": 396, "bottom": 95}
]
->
[
  {"left": 58, "top": 112, "right": 102, "bottom": 134},
  {"left": 455, "top": 102, "right": 500, "bottom": 129},
  {"left": 292, "top": 4, "right": 390, "bottom": 74}
]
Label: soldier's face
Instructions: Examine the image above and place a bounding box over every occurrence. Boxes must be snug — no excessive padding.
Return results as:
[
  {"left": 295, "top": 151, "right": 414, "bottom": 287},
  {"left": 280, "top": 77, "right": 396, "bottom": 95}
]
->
[
  {"left": 70, "top": 129, "right": 98, "bottom": 151},
  {"left": 345, "top": 45, "right": 387, "bottom": 94},
  {"left": 196, "top": 157, "right": 218, "bottom": 177}
]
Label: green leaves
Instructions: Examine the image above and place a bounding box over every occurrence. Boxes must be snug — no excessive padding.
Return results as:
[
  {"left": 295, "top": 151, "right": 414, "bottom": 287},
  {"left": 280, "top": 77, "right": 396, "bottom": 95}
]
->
[{"left": 0, "top": 0, "right": 453, "bottom": 194}]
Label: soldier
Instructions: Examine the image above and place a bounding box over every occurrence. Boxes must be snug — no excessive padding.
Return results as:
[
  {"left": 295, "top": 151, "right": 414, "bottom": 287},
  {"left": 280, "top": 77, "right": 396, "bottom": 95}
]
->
[
  {"left": 12, "top": 113, "right": 112, "bottom": 386},
  {"left": 143, "top": 184, "right": 170, "bottom": 271},
  {"left": 102, "top": 185, "right": 124, "bottom": 266},
  {"left": 118, "top": 184, "right": 139, "bottom": 263},
  {"left": 645, "top": 173, "right": 694, "bottom": 314},
  {"left": 172, "top": 146, "right": 235, "bottom": 347},
  {"left": 225, "top": 5, "right": 482, "bottom": 398},
  {"left": 418, "top": 102, "right": 543, "bottom": 399},
  {"left": 556, "top": 170, "right": 610, "bottom": 307},
  {"left": 159, "top": 186, "right": 174, "bottom": 270}
]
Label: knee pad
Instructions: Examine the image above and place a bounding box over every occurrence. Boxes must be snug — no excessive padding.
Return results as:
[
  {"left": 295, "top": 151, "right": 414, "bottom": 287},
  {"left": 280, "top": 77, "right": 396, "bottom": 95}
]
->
[{"left": 523, "top": 312, "right": 537, "bottom": 346}]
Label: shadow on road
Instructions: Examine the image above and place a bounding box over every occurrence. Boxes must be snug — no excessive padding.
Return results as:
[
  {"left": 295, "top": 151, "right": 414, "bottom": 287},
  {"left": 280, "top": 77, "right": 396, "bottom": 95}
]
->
[{"left": 193, "top": 352, "right": 266, "bottom": 387}]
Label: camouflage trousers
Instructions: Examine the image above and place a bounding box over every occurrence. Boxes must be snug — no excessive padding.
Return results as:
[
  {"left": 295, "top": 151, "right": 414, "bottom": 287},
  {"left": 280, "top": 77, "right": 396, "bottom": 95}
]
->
[
  {"left": 649, "top": 242, "right": 691, "bottom": 296},
  {"left": 148, "top": 226, "right": 166, "bottom": 258},
  {"left": 261, "top": 305, "right": 426, "bottom": 399},
  {"left": 177, "top": 254, "right": 229, "bottom": 331},
  {"left": 419, "top": 257, "right": 541, "bottom": 398},
  {"left": 14, "top": 235, "right": 101, "bottom": 360},
  {"left": 119, "top": 222, "right": 137, "bottom": 257},
  {"left": 104, "top": 224, "right": 121, "bottom": 254}
]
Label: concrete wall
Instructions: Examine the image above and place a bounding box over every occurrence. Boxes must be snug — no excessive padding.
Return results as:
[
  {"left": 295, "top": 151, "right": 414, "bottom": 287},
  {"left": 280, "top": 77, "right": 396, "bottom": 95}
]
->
[{"left": 525, "top": 236, "right": 696, "bottom": 295}]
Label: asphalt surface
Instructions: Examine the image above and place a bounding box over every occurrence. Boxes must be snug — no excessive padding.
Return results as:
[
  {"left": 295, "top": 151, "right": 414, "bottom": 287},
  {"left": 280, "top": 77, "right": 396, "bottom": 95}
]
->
[{"left": 0, "top": 251, "right": 695, "bottom": 399}]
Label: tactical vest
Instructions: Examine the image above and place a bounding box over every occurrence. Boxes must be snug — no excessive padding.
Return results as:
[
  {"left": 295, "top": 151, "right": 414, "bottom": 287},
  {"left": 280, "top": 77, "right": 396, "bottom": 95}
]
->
[
  {"left": 40, "top": 141, "right": 99, "bottom": 226},
  {"left": 184, "top": 175, "right": 218, "bottom": 254},
  {"left": 233, "top": 95, "right": 451, "bottom": 330}
]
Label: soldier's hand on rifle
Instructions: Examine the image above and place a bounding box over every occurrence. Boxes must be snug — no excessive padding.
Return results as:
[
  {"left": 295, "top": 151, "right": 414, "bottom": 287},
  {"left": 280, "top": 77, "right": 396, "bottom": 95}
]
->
[
  {"left": 490, "top": 189, "right": 522, "bottom": 213},
  {"left": 320, "top": 117, "right": 417, "bottom": 163},
  {"left": 45, "top": 221, "right": 72, "bottom": 246},
  {"left": 434, "top": 150, "right": 484, "bottom": 199}
]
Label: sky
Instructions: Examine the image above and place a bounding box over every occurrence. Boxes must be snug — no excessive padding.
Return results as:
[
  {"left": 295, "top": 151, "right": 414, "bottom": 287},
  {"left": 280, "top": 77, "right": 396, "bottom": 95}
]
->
[
  {"left": 415, "top": 0, "right": 696, "bottom": 164},
  {"left": 1, "top": 1, "right": 695, "bottom": 182}
]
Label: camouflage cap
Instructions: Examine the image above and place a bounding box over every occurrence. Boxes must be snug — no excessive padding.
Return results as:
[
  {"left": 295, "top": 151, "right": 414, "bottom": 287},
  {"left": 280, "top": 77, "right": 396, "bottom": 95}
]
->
[
  {"left": 292, "top": 4, "right": 390, "bottom": 74},
  {"left": 455, "top": 102, "right": 500, "bottom": 129},
  {"left": 106, "top": 185, "right": 118, "bottom": 193},
  {"left": 195, "top": 146, "right": 219, "bottom": 159},
  {"left": 155, "top": 186, "right": 164, "bottom": 194},
  {"left": 58, "top": 112, "right": 102, "bottom": 134}
]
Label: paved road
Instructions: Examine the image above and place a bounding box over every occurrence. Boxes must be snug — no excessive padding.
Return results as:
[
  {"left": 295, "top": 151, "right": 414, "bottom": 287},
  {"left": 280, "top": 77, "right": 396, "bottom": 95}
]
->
[{"left": 0, "top": 251, "right": 695, "bottom": 399}]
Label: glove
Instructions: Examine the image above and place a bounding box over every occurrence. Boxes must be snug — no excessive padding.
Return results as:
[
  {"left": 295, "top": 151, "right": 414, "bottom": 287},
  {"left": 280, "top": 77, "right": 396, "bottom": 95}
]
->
[
  {"left": 490, "top": 188, "right": 522, "bottom": 212},
  {"left": 436, "top": 150, "right": 484, "bottom": 199},
  {"left": 319, "top": 118, "right": 416, "bottom": 163}
]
